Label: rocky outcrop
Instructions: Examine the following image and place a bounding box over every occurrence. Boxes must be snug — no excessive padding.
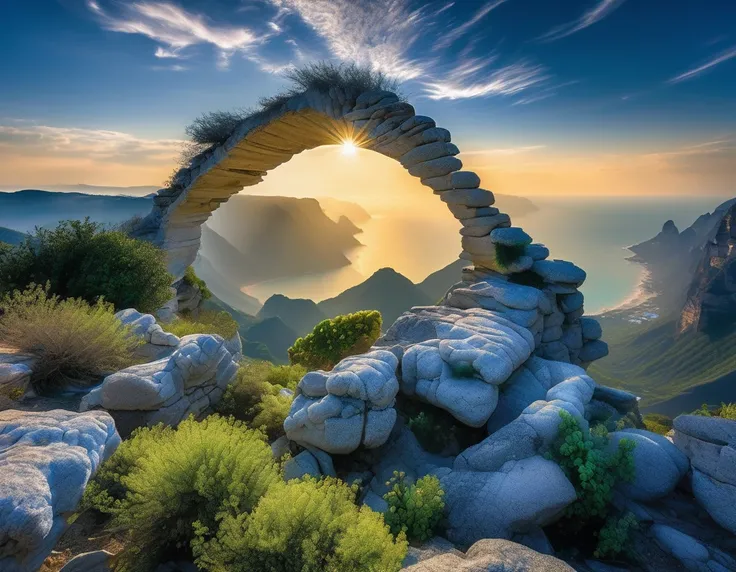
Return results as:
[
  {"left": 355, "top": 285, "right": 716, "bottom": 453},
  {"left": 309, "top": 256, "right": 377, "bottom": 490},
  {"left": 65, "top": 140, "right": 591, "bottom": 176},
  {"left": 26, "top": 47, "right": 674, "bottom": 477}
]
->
[
  {"left": 284, "top": 350, "right": 399, "bottom": 454},
  {"left": 80, "top": 333, "right": 238, "bottom": 429},
  {"left": 678, "top": 202, "right": 736, "bottom": 334},
  {"left": 403, "top": 538, "right": 573, "bottom": 571},
  {"left": 673, "top": 414, "right": 736, "bottom": 534},
  {"left": 0, "top": 410, "right": 120, "bottom": 572}
]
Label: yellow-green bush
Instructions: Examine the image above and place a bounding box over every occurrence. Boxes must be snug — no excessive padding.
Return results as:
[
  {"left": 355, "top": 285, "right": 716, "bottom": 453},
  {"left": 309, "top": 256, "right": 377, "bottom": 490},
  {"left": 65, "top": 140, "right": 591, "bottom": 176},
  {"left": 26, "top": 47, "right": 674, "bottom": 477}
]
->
[
  {"left": 643, "top": 413, "right": 673, "bottom": 436},
  {"left": 217, "top": 361, "right": 305, "bottom": 440},
  {"left": 0, "top": 284, "right": 140, "bottom": 393},
  {"left": 693, "top": 402, "right": 736, "bottom": 420},
  {"left": 383, "top": 471, "right": 445, "bottom": 542},
  {"left": 165, "top": 309, "right": 238, "bottom": 339},
  {"left": 84, "top": 416, "right": 280, "bottom": 572},
  {"left": 288, "top": 310, "right": 382, "bottom": 371},
  {"left": 0, "top": 219, "right": 172, "bottom": 313},
  {"left": 195, "top": 477, "right": 407, "bottom": 572}
]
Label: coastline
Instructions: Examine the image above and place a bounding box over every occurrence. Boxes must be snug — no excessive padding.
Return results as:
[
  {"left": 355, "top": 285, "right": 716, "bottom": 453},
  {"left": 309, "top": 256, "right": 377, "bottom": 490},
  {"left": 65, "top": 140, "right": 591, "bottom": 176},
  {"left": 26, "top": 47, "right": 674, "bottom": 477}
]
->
[{"left": 591, "top": 266, "right": 658, "bottom": 317}]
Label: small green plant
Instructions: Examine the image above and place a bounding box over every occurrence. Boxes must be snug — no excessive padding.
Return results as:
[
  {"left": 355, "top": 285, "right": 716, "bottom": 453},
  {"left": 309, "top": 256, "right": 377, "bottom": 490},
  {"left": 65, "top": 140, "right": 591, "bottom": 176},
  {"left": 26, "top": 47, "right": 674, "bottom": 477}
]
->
[
  {"left": 643, "top": 413, "right": 673, "bottom": 436},
  {"left": 719, "top": 403, "right": 736, "bottom": 420},
  {"left": 165, "top": 309, "right": 238, "bottom": 339},
  {"left": 196, "top": 476, "right": 407, "bottom": 572},
  {"left": 85, "top": 416, "right": 280, "bottom": 572},
  {"left": 217, "top": 361, "right": 305, "bottom": 440},
  {"left": 0, "top": 219, "right": 172, "bottom": 313},
  {"left": 288, "top": 310, "right": 382, "bottom": 371},
  {"left": 183, "top": 266, "right": 212, "bottom": 300},
  {"left": 594, "top": 512, "right": 638, "bottom": 559},
  {"left": 692, "top": 402, "right": 736, "bottom": 420},
  {"left": 0, "top": 284, "right": 140, "bottom": 393},
  {"left": 551, "top": 411, "right": 635, "bottom": 523},
  {"left": 546, "top": 411, "right": 636, "bottom": 559},
  {"left": 383, "top": 471, "right": 445, "bottom": 543}
]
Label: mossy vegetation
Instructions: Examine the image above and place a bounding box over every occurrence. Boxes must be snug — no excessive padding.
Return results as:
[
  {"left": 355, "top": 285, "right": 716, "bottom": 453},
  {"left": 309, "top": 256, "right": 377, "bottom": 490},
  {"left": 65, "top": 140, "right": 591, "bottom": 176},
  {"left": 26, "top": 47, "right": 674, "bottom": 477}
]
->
[
  {"left": 383, "top": 471, "right": 445, "bottom": 543},
  {"left": 164, "top": 309, "right": 238, "bottom": 339},
  {"left": 494, "top": 243, "right": 526, "bottom": 270},
  {"left": 0, "top": 284, "right": 140, "bottom": 393},
  {"left": 0, "top": 219, "right": 172, "bottom": 313},
  {"left": 183, "top": 266, "right": 212, "bottom": 300},
  {"left": 288, "top": 310, "right": 382, "bottom": 371},
  {"left": 642, "top": 413, "right": 673, "bottom": 435}
]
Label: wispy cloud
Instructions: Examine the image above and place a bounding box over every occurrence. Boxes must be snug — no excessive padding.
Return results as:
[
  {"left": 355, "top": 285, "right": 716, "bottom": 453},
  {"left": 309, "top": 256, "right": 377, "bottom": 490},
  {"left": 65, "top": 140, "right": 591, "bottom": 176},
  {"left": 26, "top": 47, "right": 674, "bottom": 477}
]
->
[
  {"left": 433, "top": 0, "right": 507, "bottom": 51},
  {"left": 270, "top": 0, "right": 430, "bottom": 80},
  {"left": 0, "top": 124, "right": 183, "bottom": 163},
  {"left": 424, "top": 60, "right": 548, "bottom": 100},
  {"left": 668, "top": 46, "right": 736, "bottom": 83},
  {"left": 538, "top": 0, "right": 626, "bottom": 42},
  {"left": 87, "top": 1, "right": 273, "bottom": 69}
]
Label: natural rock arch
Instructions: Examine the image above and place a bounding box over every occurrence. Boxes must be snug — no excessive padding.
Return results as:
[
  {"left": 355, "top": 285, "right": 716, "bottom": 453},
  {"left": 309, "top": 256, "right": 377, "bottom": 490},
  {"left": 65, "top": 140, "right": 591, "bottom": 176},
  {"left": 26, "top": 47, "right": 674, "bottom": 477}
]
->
[{"left": 136, "top": 87, "right": 502, "bottom": 282}]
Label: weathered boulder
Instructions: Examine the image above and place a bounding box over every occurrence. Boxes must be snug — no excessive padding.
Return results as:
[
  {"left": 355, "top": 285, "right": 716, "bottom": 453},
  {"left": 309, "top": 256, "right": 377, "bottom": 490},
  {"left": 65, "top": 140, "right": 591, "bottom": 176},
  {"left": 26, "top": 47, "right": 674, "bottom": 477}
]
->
[
  {"left": 673, "top": 415, "right": 736, "bottom": 534},
  {"left": 378, "top": 306, "right": 534, "bottom": 427},
  {"left": 0, "top": 410, "right": 120, "bottom": 572},
  {"left": 441, "top": 456, "right": 577, "bottom": 545},
  {"left": 80, "top": 334, "right": 239, "bottom": 428},
  {"left": 650, "top": 524, "right": 735, "bottom": 572},
  {"left": 607, "top": 429, "right": 688, "bottom": 502},
  {"left": 403, "top": 538, "right": 573, "bottom": 571},
  {"left": 284, "top": 350, "right": 399, "bottom": 454}
]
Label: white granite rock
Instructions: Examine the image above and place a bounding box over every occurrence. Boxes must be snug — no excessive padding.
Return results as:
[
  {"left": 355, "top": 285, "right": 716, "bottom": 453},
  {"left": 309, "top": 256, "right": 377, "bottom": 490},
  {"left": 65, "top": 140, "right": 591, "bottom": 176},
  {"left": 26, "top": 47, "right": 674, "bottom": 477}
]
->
[
  {"left": 441, "top": 456, "right": 577, "bottom": 545},
  {"left": 580, "top": 317, "right": 603, "bottom": 340},
  {"left": 691, "top": 469, "right": 736, "bottom": 535},
  {"left": 490, "top": 227, "right": 533, "bottom": 247},
  {"left": 399, "top": 311, "right": 535, "bottom": 426},
  {"left": 532, "top": 260, "right": 587, "bottom": 286},
  {"left": 526, "top": 244, "right": 550, "bottom": 261},
  {"left": 284, "top": 350, "right": 399, "bottom": 454},
  {"left": 0, "top": 410, "right": 120, "bottom": 572},
  {"left": 80, "top": 334, "right": 238, "bottom": 427},
  {"left": 608, "top": 429, "right": 688, "bottom": 501}
]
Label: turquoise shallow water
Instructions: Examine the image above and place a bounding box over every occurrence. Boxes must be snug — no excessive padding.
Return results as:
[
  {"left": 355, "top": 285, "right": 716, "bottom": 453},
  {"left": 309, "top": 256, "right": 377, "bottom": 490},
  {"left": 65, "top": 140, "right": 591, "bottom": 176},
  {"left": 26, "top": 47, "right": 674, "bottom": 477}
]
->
[
  {"left": 244, "top": 195, "right": 727, "bottom": 312},
  {"left": 519, "top": 195, "right": 725, "bottom": 313}
]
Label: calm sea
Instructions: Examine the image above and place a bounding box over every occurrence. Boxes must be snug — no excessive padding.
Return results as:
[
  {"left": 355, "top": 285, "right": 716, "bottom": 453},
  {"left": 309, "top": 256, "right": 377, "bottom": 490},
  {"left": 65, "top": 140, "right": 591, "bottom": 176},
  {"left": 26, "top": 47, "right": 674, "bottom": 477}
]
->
[{"left": 243, "top": 195, "right": 727, "bottom": 312}]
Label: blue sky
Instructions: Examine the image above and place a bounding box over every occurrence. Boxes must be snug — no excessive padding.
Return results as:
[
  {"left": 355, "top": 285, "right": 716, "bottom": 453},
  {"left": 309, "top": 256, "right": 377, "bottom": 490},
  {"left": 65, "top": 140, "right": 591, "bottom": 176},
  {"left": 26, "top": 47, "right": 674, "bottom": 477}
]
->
[{"left": 0, "top": 0, "right": 734, "bottom": 195}]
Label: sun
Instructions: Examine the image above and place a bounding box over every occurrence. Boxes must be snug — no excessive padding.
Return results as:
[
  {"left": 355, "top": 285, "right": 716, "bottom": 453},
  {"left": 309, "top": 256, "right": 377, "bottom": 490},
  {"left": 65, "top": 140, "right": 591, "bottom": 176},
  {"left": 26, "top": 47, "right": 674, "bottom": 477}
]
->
[{"left": 341, "top": 139, "right": 357, "bottom": 156}]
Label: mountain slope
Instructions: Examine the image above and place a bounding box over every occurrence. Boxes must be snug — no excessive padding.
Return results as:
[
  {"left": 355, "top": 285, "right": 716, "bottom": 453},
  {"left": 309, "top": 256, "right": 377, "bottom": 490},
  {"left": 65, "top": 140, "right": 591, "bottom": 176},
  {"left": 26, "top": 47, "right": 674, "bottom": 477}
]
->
[
  {"left": 417, "top": 259, "right": 466, "bottom": 302},
  {"left": 243, "top": 317, "right": 298, "bottom": 364},
  {"left": 0, "top": 227, "right": 27, "bottom": 246},
  {"left": 318, "top": 267, "right": 433, "bottom": 325},
  {"left": 203, "top": 195, "right": 363, "bottom": 286},
  {"left": 257, "top": 294, "right": 327, "bottom": 336},
  {"left": 0, "top": 190, "right": 152, "bottom": 232}
]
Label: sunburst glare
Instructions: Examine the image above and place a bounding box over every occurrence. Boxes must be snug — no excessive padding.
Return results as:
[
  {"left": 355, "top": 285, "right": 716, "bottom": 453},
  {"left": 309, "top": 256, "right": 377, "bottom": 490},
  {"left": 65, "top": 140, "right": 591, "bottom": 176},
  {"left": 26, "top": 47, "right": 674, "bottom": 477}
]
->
[{"left": 342, "top": 139, "right": 357, "bottom": 156}]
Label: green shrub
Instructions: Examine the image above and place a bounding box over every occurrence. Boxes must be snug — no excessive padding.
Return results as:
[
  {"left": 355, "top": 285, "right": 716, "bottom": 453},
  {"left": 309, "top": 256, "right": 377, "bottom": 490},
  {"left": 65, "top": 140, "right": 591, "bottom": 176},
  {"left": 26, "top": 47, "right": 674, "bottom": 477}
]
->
[
  {"left": 87, "top": 416, "right": 280, "bottom": 572},
  {"left": 594, "top": 512, "right": 638, "bottom": 559},
  {"left": 288, "top": 310, "right": 382, "bottom": 371},
  {"left": 383, "top": 471, "right": 445, "bottom": 543},
  {"left": 0, "top": 284, "right": 140, "bottom": 393},
  {"left": 546, "top": 411, "right": 636, "bottom": 558},
  {"left": 693, "top": 402, "right": 736, "bottom": 420},
  {"left": 0, "top": 219, "right": 172, "bottom": 313},
  {"left": 195, "top": 477, "right": 407, "bottom": 572},
  {"left": 719, "top": 403, "right": 736, "bottom": 420},
  {"left": 551, "top": 412, "right": 635, "bottom": 523},
  {"left": 217, "top": 361, "right": 305, "bottom": 440},
  {"left": 183, "top": 266, "right": 212, "bottom": 300},
  {"left": 643, "top": 413, "right": 673, "bottom": 436},
  {"left": 165, "top": 310, "right": 238, "bottom": 339}
]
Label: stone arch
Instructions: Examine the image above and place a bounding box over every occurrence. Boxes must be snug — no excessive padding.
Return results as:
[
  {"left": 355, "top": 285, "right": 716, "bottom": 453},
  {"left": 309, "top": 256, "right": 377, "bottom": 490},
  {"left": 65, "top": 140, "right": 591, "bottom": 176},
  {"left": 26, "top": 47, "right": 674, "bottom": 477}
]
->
[{"left": 139, "top": 87, "right": 506, "bottom": 282}]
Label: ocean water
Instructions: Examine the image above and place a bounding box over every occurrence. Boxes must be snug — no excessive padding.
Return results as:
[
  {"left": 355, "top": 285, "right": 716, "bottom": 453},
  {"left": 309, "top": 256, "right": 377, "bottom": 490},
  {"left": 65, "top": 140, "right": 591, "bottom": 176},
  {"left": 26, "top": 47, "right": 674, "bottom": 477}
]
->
[{"left": 243, "top": 195, "right": 726, "bottom": 312}]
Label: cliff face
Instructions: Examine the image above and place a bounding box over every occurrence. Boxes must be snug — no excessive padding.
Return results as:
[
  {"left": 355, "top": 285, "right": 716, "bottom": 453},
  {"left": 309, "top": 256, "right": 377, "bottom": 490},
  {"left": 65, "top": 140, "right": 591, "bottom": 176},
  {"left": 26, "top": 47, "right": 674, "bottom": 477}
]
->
[{"left": 678, "top": 202, "right": 736, "bottom": 334}]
